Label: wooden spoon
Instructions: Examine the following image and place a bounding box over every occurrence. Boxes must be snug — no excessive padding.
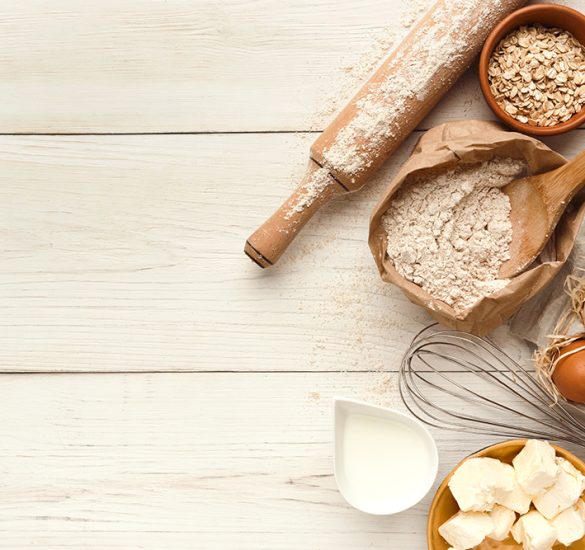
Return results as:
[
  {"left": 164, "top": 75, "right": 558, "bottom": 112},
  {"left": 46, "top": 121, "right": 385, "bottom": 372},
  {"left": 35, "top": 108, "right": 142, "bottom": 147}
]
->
[{"left": 499, "top": 150, "right": 585, "bottom": 279}]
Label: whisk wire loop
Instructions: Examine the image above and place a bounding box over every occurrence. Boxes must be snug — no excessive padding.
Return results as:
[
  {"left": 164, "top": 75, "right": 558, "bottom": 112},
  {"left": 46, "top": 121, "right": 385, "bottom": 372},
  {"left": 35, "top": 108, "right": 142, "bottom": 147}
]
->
[{"left": 399, "top": 325, "right": 585, "bottom": 448}]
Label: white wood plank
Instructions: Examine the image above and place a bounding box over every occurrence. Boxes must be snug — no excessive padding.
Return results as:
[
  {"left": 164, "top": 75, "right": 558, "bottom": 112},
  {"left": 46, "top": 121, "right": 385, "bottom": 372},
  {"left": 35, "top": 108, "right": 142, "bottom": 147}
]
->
[
  {"left": 0, "top": 0, "right": 423, "bottom": 132},
  {"left": 2, "top": 131, "right": 584, "bottom": 372},
  {"left": 0, "top": 132, "right": 426, "bottom": 372},
  {"left": 0, "top": 371, "right": 579, "bottom": 549},
  {"left": 0, "top": 0, "right": 583, "bottom": 132}
]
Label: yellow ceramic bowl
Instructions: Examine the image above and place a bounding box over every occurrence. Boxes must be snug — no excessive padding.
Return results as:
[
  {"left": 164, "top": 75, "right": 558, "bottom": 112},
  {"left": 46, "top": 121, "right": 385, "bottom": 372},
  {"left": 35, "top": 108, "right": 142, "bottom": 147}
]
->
[{"left": 428, "top": 440, "right": 585, "bottom": 550}]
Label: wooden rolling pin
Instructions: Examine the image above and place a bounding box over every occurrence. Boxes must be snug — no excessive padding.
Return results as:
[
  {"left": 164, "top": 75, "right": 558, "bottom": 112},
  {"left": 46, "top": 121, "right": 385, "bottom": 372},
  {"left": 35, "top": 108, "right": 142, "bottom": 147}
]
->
[{"left": 245, "top": 0, "right": 526, "bottom": 268}]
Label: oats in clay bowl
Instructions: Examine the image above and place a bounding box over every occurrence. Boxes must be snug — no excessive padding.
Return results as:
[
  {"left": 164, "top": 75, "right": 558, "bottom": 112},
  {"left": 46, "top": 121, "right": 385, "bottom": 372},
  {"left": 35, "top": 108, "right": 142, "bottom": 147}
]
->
[
  {"left": 368, "top": 120, "right": 585, "bottom": 336},
  {"left": 479, "top": 4, "right": 585, "bottom": 135}
]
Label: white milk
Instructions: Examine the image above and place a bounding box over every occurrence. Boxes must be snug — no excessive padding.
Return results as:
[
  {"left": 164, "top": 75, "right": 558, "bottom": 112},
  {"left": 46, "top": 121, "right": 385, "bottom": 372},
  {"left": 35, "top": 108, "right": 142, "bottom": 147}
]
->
[{"left": 340, "top": 413, "right": 433, "bottom": 510}]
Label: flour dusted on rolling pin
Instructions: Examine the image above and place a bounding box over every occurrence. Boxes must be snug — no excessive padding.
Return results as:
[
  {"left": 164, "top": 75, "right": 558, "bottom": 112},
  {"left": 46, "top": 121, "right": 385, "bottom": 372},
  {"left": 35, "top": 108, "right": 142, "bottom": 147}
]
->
[
  {"left": 284, "top": 168, "right": 332, "bottom": 220},
  {"left": 382, "top": 158, "right": 526, "bottom": 313},
  {"left": 313, "top": 0, "right": 526, "bottom": 185}
]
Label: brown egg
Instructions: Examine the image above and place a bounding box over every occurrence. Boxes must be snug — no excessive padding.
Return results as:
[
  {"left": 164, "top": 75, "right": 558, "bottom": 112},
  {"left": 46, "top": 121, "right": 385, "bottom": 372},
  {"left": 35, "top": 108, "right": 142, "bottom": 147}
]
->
[{"left": 552, "top": 339, "right": 585, "bottom": 404}]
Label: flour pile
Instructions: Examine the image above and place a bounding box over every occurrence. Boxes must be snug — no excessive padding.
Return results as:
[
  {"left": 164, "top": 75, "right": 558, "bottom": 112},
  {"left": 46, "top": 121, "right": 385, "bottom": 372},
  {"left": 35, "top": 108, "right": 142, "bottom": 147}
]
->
[{"left": 382, "top": 158, "right": 526, "bottom": 314}]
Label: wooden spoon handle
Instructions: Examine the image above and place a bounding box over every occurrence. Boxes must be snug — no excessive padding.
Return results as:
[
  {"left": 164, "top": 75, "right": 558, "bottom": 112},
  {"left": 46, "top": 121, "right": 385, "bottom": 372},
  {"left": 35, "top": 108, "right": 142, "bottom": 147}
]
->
[
  {"left": 245, "top": 161, "right": 345, "bottom": 268},
  {"left": 543, "top": 149, "right": 585, "bottom": 208}
]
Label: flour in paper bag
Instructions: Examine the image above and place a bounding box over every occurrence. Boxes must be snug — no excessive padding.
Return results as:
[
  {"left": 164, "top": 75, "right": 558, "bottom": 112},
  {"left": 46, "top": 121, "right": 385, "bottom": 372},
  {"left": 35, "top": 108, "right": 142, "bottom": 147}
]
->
[{"left": 382, "top": 158, "right": 526, "bottom": 314}]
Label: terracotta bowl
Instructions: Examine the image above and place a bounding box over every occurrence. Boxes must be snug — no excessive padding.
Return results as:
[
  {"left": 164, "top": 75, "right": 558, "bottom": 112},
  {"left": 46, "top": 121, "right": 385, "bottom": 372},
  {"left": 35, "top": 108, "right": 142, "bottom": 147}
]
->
[
  {"left": 427, "top": 439, "right": 585, "bottom": 550},
  {"left": 479, "top": 4, "right": 585, "bottom": 136}
]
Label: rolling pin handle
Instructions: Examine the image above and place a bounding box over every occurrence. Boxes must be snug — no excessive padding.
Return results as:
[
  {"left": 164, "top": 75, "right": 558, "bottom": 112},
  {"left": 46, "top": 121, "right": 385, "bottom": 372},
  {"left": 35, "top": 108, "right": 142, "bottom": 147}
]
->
[{"left": 245, "top": 160, "right": 346, "bottom": 268}]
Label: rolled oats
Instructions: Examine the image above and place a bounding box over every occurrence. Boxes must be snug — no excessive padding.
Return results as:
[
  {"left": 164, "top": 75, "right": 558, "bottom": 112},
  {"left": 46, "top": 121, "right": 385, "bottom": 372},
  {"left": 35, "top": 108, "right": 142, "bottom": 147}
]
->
[{"left": 488, "top": 24, "right": 585, "bottom": 127}]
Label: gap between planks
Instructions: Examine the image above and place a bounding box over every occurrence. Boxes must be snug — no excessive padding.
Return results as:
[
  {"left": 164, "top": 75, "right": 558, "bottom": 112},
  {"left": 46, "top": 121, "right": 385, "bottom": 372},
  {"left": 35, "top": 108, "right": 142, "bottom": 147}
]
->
[
  {"left": 2, "top": 127, "right": 585, "bottom": 137},
  {"left": 0, "top": 368, "right": 527, "bottom": 375}
]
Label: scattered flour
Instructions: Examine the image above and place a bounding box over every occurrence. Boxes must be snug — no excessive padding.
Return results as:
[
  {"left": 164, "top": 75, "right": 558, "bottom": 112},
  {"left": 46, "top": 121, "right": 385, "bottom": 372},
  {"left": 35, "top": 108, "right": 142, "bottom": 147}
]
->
[
  {"left": 400, "top": 0, "right": 430, "bottom": 28},
  {"left": 382, "top": 158, "right": 526, "bottom": 314},
  {"left": 312, "top": 28, "right": 397, "bottom": 128},
  {"left": 322, "top": 0, "right": 515, "bottom": 179}
]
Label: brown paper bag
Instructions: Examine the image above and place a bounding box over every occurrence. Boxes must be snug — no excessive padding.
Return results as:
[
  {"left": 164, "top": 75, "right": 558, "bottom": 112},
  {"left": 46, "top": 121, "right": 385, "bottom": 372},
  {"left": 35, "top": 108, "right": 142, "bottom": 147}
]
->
[{"left": 369, "top": 120, "right": 585, "bottom": 336}]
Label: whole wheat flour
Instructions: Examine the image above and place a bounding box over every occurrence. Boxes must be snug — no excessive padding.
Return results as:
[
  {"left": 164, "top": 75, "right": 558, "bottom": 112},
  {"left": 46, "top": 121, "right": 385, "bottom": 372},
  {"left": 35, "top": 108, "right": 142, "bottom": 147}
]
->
[{"left": 382, "top": 158, "right": 526, "bottom": 314}]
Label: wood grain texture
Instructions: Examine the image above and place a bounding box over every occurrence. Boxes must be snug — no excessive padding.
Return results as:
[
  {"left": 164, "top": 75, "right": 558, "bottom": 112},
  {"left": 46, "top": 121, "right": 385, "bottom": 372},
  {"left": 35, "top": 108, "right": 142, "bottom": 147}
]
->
[
  {"left": 3, "top": 1, "right": 585, "bottom": 548},
  {"left": 1, "top": 371, "right": 579, "bottom": 549},
  {"left": 0, "top": 0, "right": 582, "bottom": 133},
  {"left": 7, "top": 131, "right": 579, "bottom": 372}
]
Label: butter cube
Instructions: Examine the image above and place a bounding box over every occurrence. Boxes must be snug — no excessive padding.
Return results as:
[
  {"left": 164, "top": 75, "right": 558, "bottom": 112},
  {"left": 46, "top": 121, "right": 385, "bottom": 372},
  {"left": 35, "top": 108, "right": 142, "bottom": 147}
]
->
[
  {"left": 511, "top": 511, "right": 557, "bottom": 550},
  {"left": 498, "top": 463, "right": 532, "bottom": 514},
  {"left": 513, "top": 440, "right": 558, "bottom": 496},
  {"left": 556, "top": 458, "right": 585, "bottom": 492},
  {"left": 488, "top": 504, "right": 516, "bottom": 541},
  {"left": 533, "top": 458, "right": 585, "bottom": 519},
  {"left": 551, "top": 499, "right": 585, "bottom": 546},
  {"left": 439, "top": 511, "right": 493, "bottom": 550},
  {"left": 558, "top": 458, "right": 585, "bottom": 493},
  {"left": 449, "top": 457, "right": 515, "bottom": 512}
]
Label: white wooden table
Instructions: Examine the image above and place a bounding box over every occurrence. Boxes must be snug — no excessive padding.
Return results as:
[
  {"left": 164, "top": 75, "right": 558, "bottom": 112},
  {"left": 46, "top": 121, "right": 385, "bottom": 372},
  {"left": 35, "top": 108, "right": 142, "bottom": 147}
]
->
[{"left": 1, "top": 1, "right": 584, "bottom": 548}]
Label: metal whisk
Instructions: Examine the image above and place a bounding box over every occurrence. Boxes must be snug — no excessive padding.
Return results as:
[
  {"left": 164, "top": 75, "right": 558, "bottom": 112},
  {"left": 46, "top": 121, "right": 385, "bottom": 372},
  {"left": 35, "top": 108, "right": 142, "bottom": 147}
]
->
[{"left": 399, "top": 324, "right": 585, "bottom": 448}]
